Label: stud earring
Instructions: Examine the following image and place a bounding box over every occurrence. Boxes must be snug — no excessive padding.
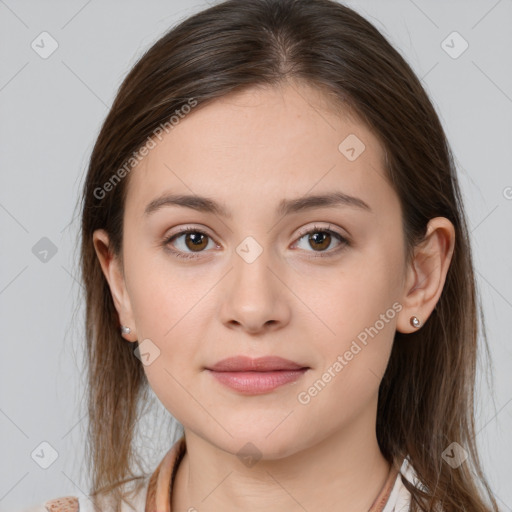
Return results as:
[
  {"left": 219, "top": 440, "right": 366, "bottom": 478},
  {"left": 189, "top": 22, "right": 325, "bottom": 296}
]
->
[
  {"left": 410, "top": 316, "right": 421, "bottom": 328},
  {"left": 121, "top": 326, "right": 131, "bottom": 335}
]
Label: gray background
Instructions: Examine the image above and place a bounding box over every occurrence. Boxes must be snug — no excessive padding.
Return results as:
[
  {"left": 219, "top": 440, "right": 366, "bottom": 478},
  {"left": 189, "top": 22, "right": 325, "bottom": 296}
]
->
[{"left": 1, "top": 0, "right": 511, "bottom": 510}]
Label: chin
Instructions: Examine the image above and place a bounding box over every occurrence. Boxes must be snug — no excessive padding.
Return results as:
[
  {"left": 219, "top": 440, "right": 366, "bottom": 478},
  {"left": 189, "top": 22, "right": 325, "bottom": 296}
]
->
[{"left": 204, "top": 423, "right": 311, "bottom": 461}]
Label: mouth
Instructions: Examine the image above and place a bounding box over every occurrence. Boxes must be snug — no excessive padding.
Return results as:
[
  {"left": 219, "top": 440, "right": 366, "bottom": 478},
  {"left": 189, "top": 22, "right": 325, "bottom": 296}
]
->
[{"left": 204, "top": 356, "right": 310, "bottom": 395}]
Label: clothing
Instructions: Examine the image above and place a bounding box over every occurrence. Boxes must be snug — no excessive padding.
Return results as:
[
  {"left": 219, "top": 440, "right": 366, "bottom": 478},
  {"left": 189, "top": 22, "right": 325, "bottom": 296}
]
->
[{"left": 17, "top": 436, "right": 418, "bottom": 512}]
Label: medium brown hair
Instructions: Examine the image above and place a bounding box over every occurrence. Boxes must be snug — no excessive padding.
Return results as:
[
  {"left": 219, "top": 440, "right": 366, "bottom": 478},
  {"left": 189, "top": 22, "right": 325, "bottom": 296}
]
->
[{"left": 79, "top": 0, "right": 499, "bottom": 510}]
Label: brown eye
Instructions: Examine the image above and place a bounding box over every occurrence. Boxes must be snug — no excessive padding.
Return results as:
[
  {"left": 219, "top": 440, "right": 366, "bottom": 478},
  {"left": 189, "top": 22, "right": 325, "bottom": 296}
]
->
[
  {"left": 293, "top": 225, "right": 349, "bottom": 257},
  {"left": 164, "top": 228, "right": 217, "bottom": 259}
]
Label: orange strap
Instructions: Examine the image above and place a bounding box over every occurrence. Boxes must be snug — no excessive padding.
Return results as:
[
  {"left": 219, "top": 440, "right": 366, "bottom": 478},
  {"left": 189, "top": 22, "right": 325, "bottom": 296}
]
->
[{"left": 368, "top": 464, "right": 400, "bottom": 512}]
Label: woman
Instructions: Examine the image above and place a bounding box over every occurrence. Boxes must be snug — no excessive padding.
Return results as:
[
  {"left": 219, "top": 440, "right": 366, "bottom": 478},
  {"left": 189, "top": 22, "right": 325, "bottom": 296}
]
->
[{"left": 21, "top": 0, "right": 499, "bottom": 510}]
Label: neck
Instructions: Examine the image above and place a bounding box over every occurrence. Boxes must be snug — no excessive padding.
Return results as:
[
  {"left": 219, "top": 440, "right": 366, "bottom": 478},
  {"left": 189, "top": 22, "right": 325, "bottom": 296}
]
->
[{"left": 171, "top": 399, "right": 391, "bottom": 511}]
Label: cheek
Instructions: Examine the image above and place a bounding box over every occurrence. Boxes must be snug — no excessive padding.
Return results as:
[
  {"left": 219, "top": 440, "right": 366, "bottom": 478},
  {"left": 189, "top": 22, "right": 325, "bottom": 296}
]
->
[
  {"left": 301, "top": 258, "right": 399, "bottom": 348},
  {"left": 123, "top": 251, "right": 219, "bottom": 374},
  {"left": 300, "top": 241, "right": 401, "bottom": 394},
  {"left": 132, "top": 282, "right": 210, "bottom": 427},
  {"left": 296, "top": 293, "right": 397, "bottom": 429},
  {"left": 124, "top": 245, "right": 216, "bottom": 338}
]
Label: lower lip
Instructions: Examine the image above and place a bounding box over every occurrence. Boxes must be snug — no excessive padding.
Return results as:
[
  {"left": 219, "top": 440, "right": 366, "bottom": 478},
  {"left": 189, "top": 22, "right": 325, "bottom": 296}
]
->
[{"left": 207, "top": 369, "right": 308, "bottom": 394}]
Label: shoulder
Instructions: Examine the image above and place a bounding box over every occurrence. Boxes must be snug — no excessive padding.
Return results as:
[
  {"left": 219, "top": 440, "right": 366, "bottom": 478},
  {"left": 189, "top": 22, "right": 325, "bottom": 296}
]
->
[{"left": 14, "top": 477, "right": 151, "bottom": 512}]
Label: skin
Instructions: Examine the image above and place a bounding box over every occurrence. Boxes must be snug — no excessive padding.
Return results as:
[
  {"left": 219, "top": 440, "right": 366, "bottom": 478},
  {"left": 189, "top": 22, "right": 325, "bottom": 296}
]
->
[{"left": 93, "top": 79, "right": 455, "bottom": 511}]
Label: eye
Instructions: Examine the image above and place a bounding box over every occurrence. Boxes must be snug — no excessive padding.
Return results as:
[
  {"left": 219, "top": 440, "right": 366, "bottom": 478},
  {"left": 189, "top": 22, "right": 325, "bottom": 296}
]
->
[
  {"left": 292, "top": 224, "right": 349, "bottom": 257},
  {"left": 163, "top": 227, "right": 218, "bottom": 260}
]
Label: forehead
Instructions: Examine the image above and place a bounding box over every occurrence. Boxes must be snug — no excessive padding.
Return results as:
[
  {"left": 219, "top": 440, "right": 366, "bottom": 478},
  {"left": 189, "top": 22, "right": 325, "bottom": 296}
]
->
[{"left": 124, "top": 81, "right": 395, "bottom": 220}]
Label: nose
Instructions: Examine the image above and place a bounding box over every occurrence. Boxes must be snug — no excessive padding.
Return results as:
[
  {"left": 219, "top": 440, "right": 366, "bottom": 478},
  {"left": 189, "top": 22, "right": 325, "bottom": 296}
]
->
[{"left": 218, "top": 244, "right": 291, "bottom": 335}]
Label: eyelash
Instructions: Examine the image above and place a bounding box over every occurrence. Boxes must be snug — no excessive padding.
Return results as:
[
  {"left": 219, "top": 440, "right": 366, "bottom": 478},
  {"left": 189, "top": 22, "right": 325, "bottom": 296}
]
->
[{"left": 162, "top": 224, "right": 350, "bottom": 261}]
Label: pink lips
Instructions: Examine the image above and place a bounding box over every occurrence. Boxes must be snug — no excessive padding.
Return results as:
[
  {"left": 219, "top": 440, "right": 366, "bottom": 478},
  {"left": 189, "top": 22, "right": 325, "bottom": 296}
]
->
[{"left": 205, "top": 356, "right": 309, "bottom": 395}]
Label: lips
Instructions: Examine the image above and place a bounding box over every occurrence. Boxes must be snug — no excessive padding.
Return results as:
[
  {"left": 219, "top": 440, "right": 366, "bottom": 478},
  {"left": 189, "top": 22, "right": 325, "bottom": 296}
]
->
[
  {"left": 205, "top": 356, "right": 309, "bottom": 394},
  {"left": 206, "top": 355, "right": 307, "bottom": 372}
]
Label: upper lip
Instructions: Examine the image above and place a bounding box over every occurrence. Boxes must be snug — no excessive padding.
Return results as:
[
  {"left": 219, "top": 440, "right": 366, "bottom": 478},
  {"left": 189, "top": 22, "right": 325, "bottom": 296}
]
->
[{"left": 206, "top": 356, "right": 308, "bottom": 372}]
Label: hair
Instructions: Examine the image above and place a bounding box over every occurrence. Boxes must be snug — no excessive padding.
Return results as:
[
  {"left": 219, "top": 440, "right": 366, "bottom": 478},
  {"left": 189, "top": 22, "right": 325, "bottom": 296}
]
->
[{"left": 78, "top": 0, "right": 499, "bottom": 510}]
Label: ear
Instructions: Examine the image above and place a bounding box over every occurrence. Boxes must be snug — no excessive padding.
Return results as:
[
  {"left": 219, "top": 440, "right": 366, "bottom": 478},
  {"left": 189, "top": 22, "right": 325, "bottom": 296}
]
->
[
  {"left": 397, "top": 217, "right": 455, "bottom": 333},
  {"left": 92, "top": 229, "right": 137, "bottom": 342}
]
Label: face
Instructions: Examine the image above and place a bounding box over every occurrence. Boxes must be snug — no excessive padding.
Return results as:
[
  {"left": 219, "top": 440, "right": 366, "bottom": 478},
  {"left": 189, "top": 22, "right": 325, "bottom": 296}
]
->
[{"left": 97, "top": 80, "right": 411, "bottom": 459}]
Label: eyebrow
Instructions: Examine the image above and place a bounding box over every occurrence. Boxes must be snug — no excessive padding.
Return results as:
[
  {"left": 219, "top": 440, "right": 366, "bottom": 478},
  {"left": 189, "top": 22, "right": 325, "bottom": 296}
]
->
[{"left": 144, "top": 191, "right": 372, "bottom": 219}]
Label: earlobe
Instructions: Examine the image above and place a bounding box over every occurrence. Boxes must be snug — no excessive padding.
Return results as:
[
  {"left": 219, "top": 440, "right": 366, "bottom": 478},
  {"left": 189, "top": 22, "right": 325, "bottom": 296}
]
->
[
  {"left": 396, "top": 217, "right": 455, "bottom": 334},
  {"left": 92, "top": 229, "right": 137, "bottom": 342}
]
